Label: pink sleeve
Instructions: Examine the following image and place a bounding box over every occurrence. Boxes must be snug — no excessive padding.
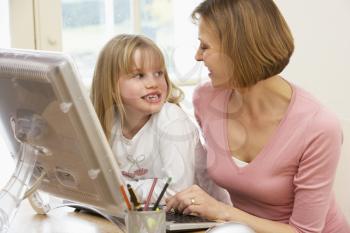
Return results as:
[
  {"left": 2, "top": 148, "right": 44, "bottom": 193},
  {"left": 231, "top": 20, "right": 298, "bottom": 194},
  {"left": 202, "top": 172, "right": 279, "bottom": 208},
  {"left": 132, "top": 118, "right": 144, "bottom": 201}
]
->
[
  {"left": 290, "top": 109, "right": 343, "bottom": 233},
  {"left": 194, "top": 142, "right": 232, "bottom": 205},
  {"left": 192, "top": 85, "right": 203, "bottom": 129},
  {"left": 192, "top": 85, "right": 232, "bottom": 205}
]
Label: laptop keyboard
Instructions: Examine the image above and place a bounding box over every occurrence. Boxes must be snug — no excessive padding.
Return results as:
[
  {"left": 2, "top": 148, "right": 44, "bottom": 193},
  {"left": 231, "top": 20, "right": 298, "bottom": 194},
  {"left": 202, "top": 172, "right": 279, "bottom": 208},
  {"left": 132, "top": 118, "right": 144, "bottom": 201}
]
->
[{"left": 166, "top": 212, "right": 214, "bottom": 223}]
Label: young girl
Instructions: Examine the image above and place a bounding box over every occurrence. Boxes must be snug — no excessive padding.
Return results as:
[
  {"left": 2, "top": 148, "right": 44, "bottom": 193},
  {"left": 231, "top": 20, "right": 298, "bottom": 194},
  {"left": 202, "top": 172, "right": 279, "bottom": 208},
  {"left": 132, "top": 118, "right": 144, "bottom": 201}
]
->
[{"left": 90, "top": 34, "right": 198, "bottom": 203}]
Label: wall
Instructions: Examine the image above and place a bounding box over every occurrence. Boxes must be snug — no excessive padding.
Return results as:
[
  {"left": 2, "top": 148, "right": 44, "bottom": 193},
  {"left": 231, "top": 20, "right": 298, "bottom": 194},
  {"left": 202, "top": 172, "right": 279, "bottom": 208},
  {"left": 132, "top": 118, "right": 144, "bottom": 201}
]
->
[{"left": 275, "top": 0, "right": 350, "bottom": 120}]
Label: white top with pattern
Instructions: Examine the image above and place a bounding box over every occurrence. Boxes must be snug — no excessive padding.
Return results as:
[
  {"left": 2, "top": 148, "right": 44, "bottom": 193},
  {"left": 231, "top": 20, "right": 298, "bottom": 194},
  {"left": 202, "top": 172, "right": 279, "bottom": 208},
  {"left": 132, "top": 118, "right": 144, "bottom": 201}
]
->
[{"left": 111, "top": 102, "right": 198, "bottom": 203}]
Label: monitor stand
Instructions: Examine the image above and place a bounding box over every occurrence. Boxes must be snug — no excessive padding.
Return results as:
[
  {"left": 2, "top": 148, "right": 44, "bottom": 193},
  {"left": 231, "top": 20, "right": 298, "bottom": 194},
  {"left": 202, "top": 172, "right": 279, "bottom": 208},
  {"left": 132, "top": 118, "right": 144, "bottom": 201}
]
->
[
  {"left": 0, "top": 143, "right": 38, "bottom": 233},
  {"left": 0, "top": 115, "right": 126, "bottom": 233}
]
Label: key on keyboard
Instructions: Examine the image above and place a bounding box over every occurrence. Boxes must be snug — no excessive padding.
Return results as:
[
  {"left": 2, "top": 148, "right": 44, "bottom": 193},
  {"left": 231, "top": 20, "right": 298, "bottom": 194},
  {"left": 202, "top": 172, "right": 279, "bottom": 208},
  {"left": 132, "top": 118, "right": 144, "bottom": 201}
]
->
[{"left": 166, "top": 212, "right": 214, "bottom": 223}]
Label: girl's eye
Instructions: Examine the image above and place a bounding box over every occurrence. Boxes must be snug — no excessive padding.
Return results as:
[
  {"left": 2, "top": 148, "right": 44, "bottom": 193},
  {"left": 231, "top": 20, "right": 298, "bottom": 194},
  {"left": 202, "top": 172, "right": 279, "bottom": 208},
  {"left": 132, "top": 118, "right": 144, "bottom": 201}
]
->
[
  {"left": 132, "top": 73, "right": 144, "bottom": 79},
  {"left": 154, "top": 71, "right": 164, "bottom": 77}
]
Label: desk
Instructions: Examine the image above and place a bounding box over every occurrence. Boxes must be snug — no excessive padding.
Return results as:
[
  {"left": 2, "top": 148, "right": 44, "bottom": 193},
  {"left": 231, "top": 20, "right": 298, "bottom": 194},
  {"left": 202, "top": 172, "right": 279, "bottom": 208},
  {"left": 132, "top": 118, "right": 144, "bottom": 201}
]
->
[{"left": 8, "top": 200, "right": 205, "bottom": 233}]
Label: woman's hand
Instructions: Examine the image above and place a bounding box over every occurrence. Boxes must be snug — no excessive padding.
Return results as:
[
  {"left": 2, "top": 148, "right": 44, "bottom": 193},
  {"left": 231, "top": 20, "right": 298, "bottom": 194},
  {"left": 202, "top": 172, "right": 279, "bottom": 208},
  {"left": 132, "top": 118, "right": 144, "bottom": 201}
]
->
[
  {"left": 166, "top": 185, "right": 297, "bottom": 233},
  {"left": 165, "top": 185, "right": 233, "bottom": 221}
]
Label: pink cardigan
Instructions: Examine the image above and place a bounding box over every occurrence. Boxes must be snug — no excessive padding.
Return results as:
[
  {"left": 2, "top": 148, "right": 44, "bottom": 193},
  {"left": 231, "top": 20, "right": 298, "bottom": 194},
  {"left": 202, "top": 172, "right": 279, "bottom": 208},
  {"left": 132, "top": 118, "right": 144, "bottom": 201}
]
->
[{"left": 193, "top": 81, "right": 350, "bottom": 233}]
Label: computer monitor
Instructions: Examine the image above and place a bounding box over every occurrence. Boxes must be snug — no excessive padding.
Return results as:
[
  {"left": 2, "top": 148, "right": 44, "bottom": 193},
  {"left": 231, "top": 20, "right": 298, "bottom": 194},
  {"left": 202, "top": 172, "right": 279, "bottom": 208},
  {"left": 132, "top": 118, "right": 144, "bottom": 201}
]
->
[
  {"left": 0, "top": 49, "right": 126, "bottom": 217},
  {"left": 0, "top": 49, "right": 223, "bottom": 233}
]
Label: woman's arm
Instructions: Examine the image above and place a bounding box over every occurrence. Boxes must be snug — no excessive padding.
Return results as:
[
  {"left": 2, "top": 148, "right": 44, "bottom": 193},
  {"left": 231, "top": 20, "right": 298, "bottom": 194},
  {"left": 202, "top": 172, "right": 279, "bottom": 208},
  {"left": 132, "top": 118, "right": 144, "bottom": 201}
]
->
[
  {"left": 166, "top": 185, "right": 296, "bottom": 233},
  {"left": 194, "top": 142, "right": 232, "bottom": 205},
  {"left": 287, "top": 109, "right": 342, "bottom": 232},
  {"left": 227, "top": 207, "right": 297, "bottom": 233},
  {"left": 166, "top": 108, "right": 343, "bottom": 233}
]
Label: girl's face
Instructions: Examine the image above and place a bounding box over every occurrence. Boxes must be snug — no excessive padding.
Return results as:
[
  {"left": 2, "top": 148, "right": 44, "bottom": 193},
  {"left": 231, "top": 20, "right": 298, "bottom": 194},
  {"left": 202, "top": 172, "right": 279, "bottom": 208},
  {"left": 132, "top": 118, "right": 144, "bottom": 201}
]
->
[
  {"left": 118, "top": 48, "right": 168, "bottom": 117},
  {"left": 195, "top": 19, "right": 233, "bottom": 88}
]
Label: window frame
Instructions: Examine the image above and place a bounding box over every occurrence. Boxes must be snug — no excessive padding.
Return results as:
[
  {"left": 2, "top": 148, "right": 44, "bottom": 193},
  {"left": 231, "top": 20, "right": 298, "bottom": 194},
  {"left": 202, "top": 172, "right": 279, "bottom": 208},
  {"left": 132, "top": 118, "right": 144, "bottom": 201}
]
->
[
  {"left": 9, "top": 0, "right": 142, "bottom": 51},
  {"left": 9, "top": 0, "right": 62, "bottom": 50},
  {"left": 8, "top": 0, "right": 203, "bottom": 86}
]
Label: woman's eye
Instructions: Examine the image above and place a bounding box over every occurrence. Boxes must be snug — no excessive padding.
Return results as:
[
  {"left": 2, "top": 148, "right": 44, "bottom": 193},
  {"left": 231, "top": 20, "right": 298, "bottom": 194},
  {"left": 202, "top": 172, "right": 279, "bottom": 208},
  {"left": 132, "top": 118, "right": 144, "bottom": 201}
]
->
[{"left": 199, "top": 43, "right": 208, "bottom": 50}]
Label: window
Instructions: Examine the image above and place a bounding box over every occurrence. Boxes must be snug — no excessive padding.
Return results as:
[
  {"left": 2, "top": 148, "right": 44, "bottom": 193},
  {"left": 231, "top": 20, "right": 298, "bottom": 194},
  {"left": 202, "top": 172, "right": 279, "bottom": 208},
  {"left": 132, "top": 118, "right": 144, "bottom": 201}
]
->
[
  {"left": 8, "top": 0, "right": 204, "bottom": 122},
  {"left": 60, "top": 0, "right": 206, "bottom": 87}
]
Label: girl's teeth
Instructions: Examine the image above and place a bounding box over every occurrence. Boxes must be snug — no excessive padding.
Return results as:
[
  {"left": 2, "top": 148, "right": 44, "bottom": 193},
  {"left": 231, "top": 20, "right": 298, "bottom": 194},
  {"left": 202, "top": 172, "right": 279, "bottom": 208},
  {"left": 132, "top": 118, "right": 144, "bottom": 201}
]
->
[{"left": 146, "top": 95, "right": 158, "bottom": 101}]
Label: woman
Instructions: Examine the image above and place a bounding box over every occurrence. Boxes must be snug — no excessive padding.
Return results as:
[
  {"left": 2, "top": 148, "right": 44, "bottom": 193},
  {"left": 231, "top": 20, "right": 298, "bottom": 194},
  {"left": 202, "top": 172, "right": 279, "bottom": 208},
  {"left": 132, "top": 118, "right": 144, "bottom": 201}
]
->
[{"left": 166, "top": 0, "right": 350, "bottom": 232}]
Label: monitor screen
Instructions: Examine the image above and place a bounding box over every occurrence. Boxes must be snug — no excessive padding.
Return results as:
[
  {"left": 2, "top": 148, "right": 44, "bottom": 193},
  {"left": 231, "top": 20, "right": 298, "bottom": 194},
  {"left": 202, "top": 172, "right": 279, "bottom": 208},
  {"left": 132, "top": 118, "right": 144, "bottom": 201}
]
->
[{"left": 0, "top": 49, "right": 125, "bottom": 216}]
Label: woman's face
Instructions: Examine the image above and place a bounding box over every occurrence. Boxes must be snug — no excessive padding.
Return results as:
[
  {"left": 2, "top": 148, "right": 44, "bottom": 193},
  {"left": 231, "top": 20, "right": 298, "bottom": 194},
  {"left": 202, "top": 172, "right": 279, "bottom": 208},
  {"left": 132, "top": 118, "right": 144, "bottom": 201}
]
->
[{"left": 195, "top": 19, "right": 233, "bottom": 88}]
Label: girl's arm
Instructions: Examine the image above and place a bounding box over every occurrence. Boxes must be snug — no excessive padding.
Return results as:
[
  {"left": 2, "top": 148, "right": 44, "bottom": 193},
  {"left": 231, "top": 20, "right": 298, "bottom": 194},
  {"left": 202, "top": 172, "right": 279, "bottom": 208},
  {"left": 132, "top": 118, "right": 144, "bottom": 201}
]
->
[{"left": 157, "top": 117, "right": 197, "bottom": 195}]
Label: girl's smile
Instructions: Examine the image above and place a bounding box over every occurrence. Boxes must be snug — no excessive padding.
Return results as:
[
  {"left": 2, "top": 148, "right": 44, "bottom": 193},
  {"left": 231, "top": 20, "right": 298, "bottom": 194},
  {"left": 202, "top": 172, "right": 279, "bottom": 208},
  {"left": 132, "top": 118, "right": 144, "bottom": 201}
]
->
[{"left": 141, "top": 91, "right": 162, "bottom": 104}]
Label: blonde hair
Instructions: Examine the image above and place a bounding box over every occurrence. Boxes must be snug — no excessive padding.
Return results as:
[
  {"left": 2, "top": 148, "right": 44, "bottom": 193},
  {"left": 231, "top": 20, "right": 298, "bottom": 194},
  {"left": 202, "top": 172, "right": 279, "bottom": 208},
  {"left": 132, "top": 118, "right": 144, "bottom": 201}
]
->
[
  {"left": 192, "top": 0, "right": 294, "bottom": 88},
  {"left": 91, "top": 34, "right": 183, "bottom": 141}
]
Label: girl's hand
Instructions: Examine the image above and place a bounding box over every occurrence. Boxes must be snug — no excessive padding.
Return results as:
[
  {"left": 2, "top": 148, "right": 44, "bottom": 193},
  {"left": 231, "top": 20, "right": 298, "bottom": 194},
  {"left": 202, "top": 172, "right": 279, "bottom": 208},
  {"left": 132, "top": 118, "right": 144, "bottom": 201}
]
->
[{"left": 165, "top": 185, "right": 233, "bottom": 221}]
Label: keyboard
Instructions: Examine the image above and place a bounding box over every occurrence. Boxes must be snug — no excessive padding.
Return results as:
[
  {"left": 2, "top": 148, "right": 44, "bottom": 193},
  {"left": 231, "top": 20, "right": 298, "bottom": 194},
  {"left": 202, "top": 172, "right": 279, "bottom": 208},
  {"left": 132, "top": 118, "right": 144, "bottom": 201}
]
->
[
  {"left": 166, "top": 211, "right": 214, "bottom": 223},
  {"left": 72, "top": 205, "right": 219, "bottom": 231}
]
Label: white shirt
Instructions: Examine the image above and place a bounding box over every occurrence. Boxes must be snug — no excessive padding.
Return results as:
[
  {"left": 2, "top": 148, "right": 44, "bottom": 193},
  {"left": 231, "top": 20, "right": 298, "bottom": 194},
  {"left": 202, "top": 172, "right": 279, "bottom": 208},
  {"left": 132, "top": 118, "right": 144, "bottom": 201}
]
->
[{"left": 111, "top": 102, "right": 197, "bottom": 203}]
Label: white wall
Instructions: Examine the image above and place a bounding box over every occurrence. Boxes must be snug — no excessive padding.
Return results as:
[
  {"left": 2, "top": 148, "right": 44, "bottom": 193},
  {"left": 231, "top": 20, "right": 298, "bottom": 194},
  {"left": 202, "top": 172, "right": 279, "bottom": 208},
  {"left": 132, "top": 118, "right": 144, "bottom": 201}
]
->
[
  {"left": 0, "top": 0, "right": 10, "bottom": 48},
  {"left": 275, "top": 0, "right": 350, "bottom": 120}
]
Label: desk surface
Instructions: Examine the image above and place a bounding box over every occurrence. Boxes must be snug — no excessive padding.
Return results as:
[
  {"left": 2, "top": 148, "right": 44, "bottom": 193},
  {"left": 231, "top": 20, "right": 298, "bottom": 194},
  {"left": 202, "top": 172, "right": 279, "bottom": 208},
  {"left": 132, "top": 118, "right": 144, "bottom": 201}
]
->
[{"left": 8, "top": 200, "right": 205, "bottom": 233}]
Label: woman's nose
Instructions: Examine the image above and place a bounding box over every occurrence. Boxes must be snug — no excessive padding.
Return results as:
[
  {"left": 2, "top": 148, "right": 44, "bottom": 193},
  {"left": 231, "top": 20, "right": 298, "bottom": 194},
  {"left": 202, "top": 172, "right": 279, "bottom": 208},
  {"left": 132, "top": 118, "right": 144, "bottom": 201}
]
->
[{"left": 195, "top": 48, "right": 203, "bottom": 61}]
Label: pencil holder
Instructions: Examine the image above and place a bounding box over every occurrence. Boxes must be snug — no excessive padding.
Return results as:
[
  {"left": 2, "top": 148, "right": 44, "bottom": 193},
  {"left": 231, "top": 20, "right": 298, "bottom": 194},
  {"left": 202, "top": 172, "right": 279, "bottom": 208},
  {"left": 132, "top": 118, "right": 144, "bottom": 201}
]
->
[{"left": 125, "top": 208, "right": 166, "bottom": 233}]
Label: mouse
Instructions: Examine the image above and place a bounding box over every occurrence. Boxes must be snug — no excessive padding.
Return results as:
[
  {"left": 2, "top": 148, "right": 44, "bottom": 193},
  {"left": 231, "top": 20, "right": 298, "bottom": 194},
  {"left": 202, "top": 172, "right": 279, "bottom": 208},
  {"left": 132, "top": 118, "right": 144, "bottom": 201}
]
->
[{"left": 206, "top": 222, "right": 255, "bottom": 233}]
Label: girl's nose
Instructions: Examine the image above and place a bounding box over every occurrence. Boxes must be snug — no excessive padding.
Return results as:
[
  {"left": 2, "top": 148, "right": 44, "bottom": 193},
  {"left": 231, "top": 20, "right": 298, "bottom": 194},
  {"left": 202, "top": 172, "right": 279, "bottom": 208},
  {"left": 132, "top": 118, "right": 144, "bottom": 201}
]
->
[{"left": 144, "top": 75, "right": 158, "bottom": 88}]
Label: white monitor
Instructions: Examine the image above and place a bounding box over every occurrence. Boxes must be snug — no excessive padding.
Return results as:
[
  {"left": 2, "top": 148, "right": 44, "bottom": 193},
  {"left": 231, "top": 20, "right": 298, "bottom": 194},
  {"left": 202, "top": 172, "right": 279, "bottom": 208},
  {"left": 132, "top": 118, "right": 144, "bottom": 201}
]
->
[{"left": 0, "top": 49, "right": 126, "bottom": 217}]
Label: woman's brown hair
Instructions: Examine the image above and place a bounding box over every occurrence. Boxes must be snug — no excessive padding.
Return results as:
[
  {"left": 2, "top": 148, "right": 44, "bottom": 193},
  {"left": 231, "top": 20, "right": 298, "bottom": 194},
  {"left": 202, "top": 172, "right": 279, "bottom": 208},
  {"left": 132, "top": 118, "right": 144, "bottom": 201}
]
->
[{"left": 192, "top": 0, "right": 294, "bottom": 88}]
